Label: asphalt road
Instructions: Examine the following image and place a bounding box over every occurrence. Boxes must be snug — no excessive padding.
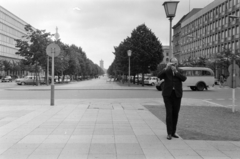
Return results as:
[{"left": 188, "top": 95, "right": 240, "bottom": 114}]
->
[{"left": 0, "top": 77, "right": 239, "bottom": 108}]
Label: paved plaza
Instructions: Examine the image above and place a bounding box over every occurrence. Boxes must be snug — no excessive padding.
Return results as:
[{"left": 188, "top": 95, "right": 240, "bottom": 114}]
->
[{"left": 0, "top": 97, "right": 240, "bottom": 159}]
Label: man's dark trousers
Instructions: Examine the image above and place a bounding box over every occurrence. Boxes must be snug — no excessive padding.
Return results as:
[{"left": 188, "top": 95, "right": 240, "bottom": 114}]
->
[{"left": 163, "top": 90, "right": 181, "bottom": 136}]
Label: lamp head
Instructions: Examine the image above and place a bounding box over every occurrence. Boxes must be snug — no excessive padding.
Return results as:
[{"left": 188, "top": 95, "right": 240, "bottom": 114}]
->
[
  {"left": 163, "top": 1, "right": 179, "bottom": 18},
  {"left": 127, "top": 50, "right": 132, "bottom": 57}
]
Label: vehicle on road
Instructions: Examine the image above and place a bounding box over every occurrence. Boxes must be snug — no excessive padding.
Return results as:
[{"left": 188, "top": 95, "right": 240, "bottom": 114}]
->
[
  {"left": 16, "top": 76, "right": 45, "bottom": 85},
  {"left": 156, "top": 67, "right": 215, "bottom": 91},
  {"left": 1, "top": 76, "right": 12, "bottom": 82},
  {"left": 144, "top": 76, "right": 158, "bottom": 86}
]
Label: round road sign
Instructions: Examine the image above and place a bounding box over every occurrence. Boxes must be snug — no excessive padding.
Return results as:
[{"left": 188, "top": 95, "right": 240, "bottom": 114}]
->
[{"left": 46, "top": 43, "right": 61, "bottom": 57}]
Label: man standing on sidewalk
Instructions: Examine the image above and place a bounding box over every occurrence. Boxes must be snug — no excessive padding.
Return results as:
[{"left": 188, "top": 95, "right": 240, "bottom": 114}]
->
[{"left": 158, "top": 58, "right": 187, "bottom": 140}]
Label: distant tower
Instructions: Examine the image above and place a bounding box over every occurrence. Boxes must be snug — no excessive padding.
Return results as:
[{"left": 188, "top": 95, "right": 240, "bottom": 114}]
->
[{"left": 100, "top": 59, "right": 104, "bottom": 69}]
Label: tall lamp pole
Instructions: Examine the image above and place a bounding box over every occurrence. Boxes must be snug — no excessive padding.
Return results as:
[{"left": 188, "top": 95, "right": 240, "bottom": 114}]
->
[
  {"left": 127, "top": 50, "right": 132, "bottom": 86},
  {"left": 163, "top": 1, "right": 179, "bottom": 59},
  {"left": 228, "top": 15, "right": 238, "bottom": 112}
]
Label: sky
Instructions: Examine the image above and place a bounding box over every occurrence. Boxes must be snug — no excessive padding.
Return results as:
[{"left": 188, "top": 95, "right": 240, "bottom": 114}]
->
[{"left": 1, "top": 0, "right": 214, "bottom": 69}]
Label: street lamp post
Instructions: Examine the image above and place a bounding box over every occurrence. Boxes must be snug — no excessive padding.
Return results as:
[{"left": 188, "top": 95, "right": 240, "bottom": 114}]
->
[
  {"left": 127, "top": 50, "right": 132, "bottom": 86},
  {"left": 163, "top": 1, "right": 179, "bottom": 59},
  {"left": 228, "top": 15, "right": 238, "bottom": 112}
]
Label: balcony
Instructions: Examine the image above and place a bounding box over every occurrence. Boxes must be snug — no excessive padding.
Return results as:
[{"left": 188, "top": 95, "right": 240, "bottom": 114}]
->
[
  {"left": 215, "top": 41, "right": 218, "bottom": 45},
  {"left": 215, "top": 14, "right": 219, "bottom": 19},
  {"left": 221, "top": 38, "right": 225, "bottom": 43},
  {"left": 227, "top": 37, "right": 231, "bottom": 41},
  {"left": 221, "top": 11, "right": 225, "bottom": 16},
  {"left": 228, "top": 7, "right": 232, "bottom": 13},
  {"left": 199, "top": 23, "right": 202, "bottom": 27},
  {"left": 218, "top": 26, "right": 222, "bottom": 31},
  {"left": 204, "top": 20, "right": 208, "bottom": 25}
]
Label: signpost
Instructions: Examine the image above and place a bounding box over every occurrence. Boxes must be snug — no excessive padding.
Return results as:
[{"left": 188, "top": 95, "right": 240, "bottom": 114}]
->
[{"left": 46, "top": 43, "right": 60, "bottom": 106}]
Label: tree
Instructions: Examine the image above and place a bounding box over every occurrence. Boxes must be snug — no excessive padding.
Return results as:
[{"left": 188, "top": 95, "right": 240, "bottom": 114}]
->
[
  {"left": 15, "top": 24, "right": 53, "bottom": 84},
  {"left": 110, "top": 24, "right": 164, "bottom": 86}
]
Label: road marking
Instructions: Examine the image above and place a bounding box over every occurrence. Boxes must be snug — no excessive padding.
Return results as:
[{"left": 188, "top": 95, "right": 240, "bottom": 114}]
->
[
  {"left": 216, "top": 98, "right": 225, "bottom": 100},
  {"left": 203, "top": 100, "right": 223, "bottom": 107}
]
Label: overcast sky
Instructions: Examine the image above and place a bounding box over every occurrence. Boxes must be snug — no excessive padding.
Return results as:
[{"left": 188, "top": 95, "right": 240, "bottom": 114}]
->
[{"left": 2, "top": 0, "right": 214, "bottom": 69}]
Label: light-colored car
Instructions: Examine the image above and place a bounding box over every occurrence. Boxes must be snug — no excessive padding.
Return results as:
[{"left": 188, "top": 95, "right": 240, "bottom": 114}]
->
[
  {"left": 16, "top": 76, "right": 46, "bottom": 85},
  {"left": 144, "top": 76, "right": 158, "bottom": 86},
  {"left": 1, "top": 76, "right": 12, "bottom": 82},
  {"left": 156, "top": 67, "right": 215, "bottom": 91}
]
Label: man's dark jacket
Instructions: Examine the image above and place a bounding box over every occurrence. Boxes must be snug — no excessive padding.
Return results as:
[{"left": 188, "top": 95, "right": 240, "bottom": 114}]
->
[{"left": 157, "top": 67, "right": 187, "bottom": 98}]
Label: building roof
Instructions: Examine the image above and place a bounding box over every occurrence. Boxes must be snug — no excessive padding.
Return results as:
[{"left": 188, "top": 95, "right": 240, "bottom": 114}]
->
[
  {"left": 173, "top": 8, "right": 202, "bottom": 29},
  {"left": 162, "top": 46, "right": 169, "bottom": 50},
  {"left": 182, "top": 0, "right": 226, "bottom": 27}
]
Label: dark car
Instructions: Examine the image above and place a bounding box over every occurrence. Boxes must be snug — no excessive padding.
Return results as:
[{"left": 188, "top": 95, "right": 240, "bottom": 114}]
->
[{"left": 1, "top": 76, "right": 12, "bottom": 82}]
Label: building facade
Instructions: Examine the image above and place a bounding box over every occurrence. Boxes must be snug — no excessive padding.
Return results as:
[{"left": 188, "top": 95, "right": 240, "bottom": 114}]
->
[
  {"left": 161, "top": 45, "right": 170, "bottom": 64},
  {"left": 173, "top": 0, "right": 240, "bottom": 63},
  {"left": 100, "top": 59, "right": 104, "bottom": 70},
  {"left": 173, "top": 9, "right": 202, "bottom": 62},
  {"left": 0, "top": 6, "right": 28, "bottom": 62}
]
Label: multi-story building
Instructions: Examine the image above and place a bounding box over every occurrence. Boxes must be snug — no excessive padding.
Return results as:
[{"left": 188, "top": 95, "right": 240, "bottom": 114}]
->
[
  {"left": 0, "top": 5, "right": 28, "bottom": 62},
  {"left": 173, "top": 0, "right": 240, "bottom": 77},
  {"left": 161, "top": 45, "right": 170, "bottom": 64},
  {"left": 173, "top": 8, "right": 202, "bottom": 61}
]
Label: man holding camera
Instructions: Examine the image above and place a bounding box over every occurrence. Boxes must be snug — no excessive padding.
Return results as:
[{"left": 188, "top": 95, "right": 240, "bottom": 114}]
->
[{"left": 158, "top": 58, "right": 187, "bottom": 140}]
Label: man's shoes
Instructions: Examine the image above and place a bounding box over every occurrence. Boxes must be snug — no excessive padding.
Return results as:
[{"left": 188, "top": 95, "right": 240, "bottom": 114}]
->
[
  {"left": 172, "top": 134, "right": 179, "bottom": 138},
  {"left": 167, "top": 135, "right": 172, "bottom": 140}
]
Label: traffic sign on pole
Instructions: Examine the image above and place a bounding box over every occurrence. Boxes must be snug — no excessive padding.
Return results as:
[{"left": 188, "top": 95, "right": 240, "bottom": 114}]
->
[
  {"left": 46, "top": 43, "right": 60, "bottom": 106},
  {"left": 46, "top": 43, "right": 60, "bottom": 57}
]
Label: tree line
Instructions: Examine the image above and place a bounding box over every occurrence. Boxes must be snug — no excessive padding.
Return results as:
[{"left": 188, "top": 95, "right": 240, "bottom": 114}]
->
[{"left": 1, "top": 24, "right": 104, "bottom": 82}]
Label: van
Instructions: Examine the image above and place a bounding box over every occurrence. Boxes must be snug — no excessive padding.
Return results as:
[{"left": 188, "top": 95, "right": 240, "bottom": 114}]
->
[{"left": 156, "top": 67, "right": 215, "bottom": 91}]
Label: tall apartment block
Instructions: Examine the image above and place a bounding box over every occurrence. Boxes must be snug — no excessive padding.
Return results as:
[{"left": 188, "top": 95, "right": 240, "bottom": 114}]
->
[
  {"left": 173, "top": 0, "right": 240, "bottom": 63},
  {"left": 0, "top": 5, "right": 28, "bottom": 62}
]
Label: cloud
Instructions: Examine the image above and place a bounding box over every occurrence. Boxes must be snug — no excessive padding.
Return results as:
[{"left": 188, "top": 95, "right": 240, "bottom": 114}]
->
[{"left": 72, "top": 7, "right": 81, "bottom": 11}]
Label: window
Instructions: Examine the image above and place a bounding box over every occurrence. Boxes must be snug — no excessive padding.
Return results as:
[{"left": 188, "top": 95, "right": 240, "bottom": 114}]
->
[{"left": 202, "top": 70, "right": 212, "bottom": 76}]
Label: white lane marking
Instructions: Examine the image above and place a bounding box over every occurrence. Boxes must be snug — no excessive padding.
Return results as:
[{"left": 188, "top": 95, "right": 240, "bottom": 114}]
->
[
  {"left": 203, "top": 100, "right": 223, "bottom": 107},
  {"left": 216, "top": 98, "right": 225, "bottom": 100}
]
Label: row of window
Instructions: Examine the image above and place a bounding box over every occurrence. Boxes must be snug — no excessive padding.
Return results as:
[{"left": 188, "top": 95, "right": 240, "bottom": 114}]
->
[
  {"left": 182, "top": 18, "right": 240, "bottom": 44},
  {"left": 0, "top": 11, "right": 25, "bottom": 31},
  {"left": 0, "top": 45, "right": 18, "bottom": 56},
  {"left": 182, "top": 35, "right": 240, "bottom": 52},
  {"left": 0, "top": 34, "right": 17, "bottom": 45},
  {"left": 183, "top": 70, "right": 213, "bottom": 76},
  {"left": 0, "top": 23, "right": 25, "bottom": 38},
  {"left": 183, "top": 0, "right": 240, "bottom": 33},
  {"left": 181, "top": 41, "right": 238, "bottom": 61}
]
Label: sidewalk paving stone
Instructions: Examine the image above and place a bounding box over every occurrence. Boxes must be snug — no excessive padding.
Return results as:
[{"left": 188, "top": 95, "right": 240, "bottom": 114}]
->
[{"left": 0, "top": 98, "right": 239, "bottom": 159}]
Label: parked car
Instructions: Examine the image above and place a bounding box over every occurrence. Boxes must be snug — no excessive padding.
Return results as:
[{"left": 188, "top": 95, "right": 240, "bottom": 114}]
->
[
  {"left": 16, "top": 76, "right": 45, "bottom": 85},
  {"left": 1, "top": 76, "right": 12, "bottom": 82},
  {"left": 144, "top": 76, "right": 158, "bottom": 86},
  {"left": 156, "top": 67, "right": 215, "bottom": 91}
]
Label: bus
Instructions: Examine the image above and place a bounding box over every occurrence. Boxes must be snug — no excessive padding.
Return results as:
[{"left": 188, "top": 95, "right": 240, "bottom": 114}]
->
[{"left": 156, "top": 67, "right": 215, "bottom": 91}]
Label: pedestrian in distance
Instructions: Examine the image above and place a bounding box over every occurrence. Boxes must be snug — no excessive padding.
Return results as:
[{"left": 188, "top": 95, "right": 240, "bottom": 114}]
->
[
  {"left": 219, "top": 74, "right": 224, "bottom": 88},
  {"left": 157, "top": 57, "right": 187, "bottom": 140}
]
